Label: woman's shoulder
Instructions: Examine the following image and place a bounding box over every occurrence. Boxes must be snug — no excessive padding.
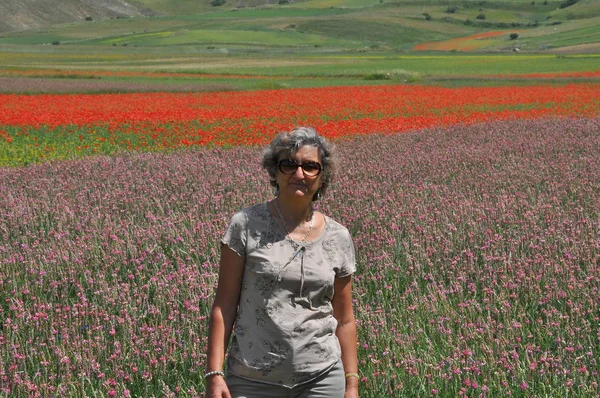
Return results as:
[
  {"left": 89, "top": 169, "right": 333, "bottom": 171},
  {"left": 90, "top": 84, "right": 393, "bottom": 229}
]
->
[
  {"left": 322, "top": 214, "right": 351, "bottom": 237},
  {"left": 231, "top": 202, "right": 269, "bottom": 223}
]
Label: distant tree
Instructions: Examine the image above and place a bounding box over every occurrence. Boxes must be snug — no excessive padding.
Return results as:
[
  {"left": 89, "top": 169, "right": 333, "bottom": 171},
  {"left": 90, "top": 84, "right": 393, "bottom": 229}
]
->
[
  {"left": 278, "top": 0, "right": 289, "bottom": 4},
  {"left": 476, "top": 13, "right": 486, "bottom": 20},
  {"left": 211, "top": 0, "right": 226, "bottom": 6},
  {"left": 446, "top": 6, "right": 458, "bottom": 13},
  {"left": 422, "top": 12, "right": 432, "bottom": 21},
  {"left": 85, "top": 16, "right": 93, "bottom": 21},
  {"left": 52, "top": 41, "right": 60, "bottom": 45},
  {"left": 509, "top": 33, "right": 519, "bottom": 40},
  {"left": 559, "top": 0, "right": 578, "bottom": 8}
]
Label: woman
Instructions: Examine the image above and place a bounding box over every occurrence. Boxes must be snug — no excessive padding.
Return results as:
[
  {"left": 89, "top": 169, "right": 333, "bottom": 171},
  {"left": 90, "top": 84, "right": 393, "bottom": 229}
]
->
[{"left": 205, "top": 127, "right": 359, "bottom": 398}]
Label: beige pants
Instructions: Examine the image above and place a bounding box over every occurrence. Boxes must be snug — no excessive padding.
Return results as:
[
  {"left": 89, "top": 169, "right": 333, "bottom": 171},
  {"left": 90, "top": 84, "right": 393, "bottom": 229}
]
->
[{"left": 226, "top": 360, "right": 345, "bottom": 398}]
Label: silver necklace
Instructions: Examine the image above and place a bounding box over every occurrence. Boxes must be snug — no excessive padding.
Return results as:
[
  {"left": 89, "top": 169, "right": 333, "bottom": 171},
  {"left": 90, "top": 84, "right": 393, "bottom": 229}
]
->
[{"left": 274, "top": 199, "right": 314, "bottom": 243}]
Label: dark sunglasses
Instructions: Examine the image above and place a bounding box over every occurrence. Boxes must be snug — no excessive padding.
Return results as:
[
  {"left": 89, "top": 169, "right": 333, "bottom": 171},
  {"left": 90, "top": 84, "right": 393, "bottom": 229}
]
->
[{"left": 278, "top": 159, "right": 323, "bottom": 177}]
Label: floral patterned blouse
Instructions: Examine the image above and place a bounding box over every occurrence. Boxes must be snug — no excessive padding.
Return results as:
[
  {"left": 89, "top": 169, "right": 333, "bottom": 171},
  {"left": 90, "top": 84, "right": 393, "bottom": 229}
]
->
[{"left": 221, "top": 202, "right": 356, "bottom": 388}]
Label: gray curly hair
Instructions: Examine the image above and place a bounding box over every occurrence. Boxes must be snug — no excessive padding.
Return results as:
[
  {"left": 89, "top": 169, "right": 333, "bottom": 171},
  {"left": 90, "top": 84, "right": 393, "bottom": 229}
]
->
[{"left": 261, "top": 127, "right": 337, "bottom": 201}]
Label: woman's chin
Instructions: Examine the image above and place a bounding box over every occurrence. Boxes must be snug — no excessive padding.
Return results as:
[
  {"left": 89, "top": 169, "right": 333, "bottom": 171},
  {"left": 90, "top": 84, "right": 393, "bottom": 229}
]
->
[
  {"left": 294, "top": 189, "right": 308, "bottom": 197},
  {"left": 280, "top": 187, "right": 312, "bottom": 200},
  {"left": 287, "top": 187, "right": 314, "bottom": 199}
]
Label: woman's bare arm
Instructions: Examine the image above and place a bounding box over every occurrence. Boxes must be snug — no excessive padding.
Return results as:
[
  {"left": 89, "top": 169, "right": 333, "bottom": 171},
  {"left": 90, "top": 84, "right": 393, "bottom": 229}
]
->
[
  {"left": 333, "top": 275, "right": 359, "bottom": 397},
  {"left": 205, "top": 245, "right": 245, "bottom": 397}
]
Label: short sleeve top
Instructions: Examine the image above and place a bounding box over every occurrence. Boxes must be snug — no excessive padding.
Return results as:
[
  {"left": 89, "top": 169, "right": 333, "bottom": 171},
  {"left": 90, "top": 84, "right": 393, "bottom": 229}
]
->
[{"left": 221, "top": 202, "right": 356, "bottom": 388}]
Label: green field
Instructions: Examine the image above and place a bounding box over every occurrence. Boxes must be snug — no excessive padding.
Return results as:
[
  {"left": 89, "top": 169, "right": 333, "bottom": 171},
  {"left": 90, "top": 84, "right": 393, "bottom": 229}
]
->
[
  {"left": 0, "top": 0, "right": 597, "bottom": 95},
  {"left": 1, "top": 0, "right": 599, "bottom": 52},
  {"left": 0, "top": 52, "right": 598, "bottom": 94}
]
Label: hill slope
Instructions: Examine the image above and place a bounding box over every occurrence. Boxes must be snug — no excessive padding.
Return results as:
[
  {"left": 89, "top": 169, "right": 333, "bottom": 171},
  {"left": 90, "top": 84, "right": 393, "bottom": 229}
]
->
[
  {"left": 0, "top": 0, "right": 153, "bottom": 33},
  {"left": 0, "top": 0, "right": 598, "bottom": 53}
]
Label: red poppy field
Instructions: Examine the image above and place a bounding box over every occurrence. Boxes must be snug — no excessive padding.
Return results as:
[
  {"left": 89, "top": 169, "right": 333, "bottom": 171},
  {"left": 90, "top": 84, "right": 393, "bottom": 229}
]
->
[{"left": 1, "top": 83, "right": 599, "bottom": 167}]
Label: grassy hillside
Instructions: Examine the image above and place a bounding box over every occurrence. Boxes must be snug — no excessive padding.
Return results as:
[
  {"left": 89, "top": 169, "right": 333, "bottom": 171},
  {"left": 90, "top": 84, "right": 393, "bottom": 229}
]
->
[
  {"left": 0, "top": 0, "right": 597, "bottom": 93},
  {"left": 0, "top": 0, "right": 598, "bottom": 53},
  {"left": 0, "top": 0, "right": 150, "bottom": 33}
]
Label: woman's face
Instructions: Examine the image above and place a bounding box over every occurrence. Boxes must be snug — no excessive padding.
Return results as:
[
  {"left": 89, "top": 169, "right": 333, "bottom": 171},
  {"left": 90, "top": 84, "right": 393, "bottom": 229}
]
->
[{"left": 276, "top": 145, "right": 323, "bottom": 201}]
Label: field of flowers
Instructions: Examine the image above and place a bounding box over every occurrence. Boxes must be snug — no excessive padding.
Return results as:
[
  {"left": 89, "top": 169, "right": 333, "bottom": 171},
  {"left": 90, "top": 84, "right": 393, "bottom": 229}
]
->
[
  {"left": 1, "top": 107, "right": 599, "bottom": 396},
  {"left": 1, "top": 83, "right": 599, "bottom": 167}
]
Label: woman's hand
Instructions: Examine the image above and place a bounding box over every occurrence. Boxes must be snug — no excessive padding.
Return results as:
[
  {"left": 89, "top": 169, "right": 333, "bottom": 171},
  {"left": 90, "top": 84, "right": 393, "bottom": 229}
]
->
[
  {"left": 344, "top": 376, "right": 359, "bottom": 398},
  {"left": 206, "top": 375, "right": 231, "bottom": 398},
  {"left": 345, "top": 389, "right": 359, "bottom": 398}
]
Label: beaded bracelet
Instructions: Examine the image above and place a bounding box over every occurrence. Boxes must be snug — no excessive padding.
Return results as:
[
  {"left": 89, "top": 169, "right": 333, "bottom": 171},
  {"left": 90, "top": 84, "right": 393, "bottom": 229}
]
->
[
  {"left": 204, "top": 370, "right": 226, "bottom": 379},
  {"left": 345, "top": 372, "right": 360, "bottom": 380}
]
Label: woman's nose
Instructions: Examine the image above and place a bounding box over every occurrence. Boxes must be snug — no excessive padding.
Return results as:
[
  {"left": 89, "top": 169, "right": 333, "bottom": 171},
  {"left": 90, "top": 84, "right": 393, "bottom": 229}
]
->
[{"left": 293, "top": 165, "right": 305, "bottom": 178}]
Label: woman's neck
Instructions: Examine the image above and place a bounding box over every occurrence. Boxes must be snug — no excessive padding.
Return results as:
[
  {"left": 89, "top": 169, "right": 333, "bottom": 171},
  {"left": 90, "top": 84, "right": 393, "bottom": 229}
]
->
[{"left": 276, "top": 195, "right": 313, "bottom": 224}]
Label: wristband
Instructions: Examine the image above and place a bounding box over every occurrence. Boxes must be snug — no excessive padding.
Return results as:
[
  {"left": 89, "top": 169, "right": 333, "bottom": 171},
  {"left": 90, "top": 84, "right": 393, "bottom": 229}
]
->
[
  {"left": 204, "top": 370, "right": 225, "bottom": 379},
  {"left": 345, "top": 372, "right": 359, "bottom": 380}
]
